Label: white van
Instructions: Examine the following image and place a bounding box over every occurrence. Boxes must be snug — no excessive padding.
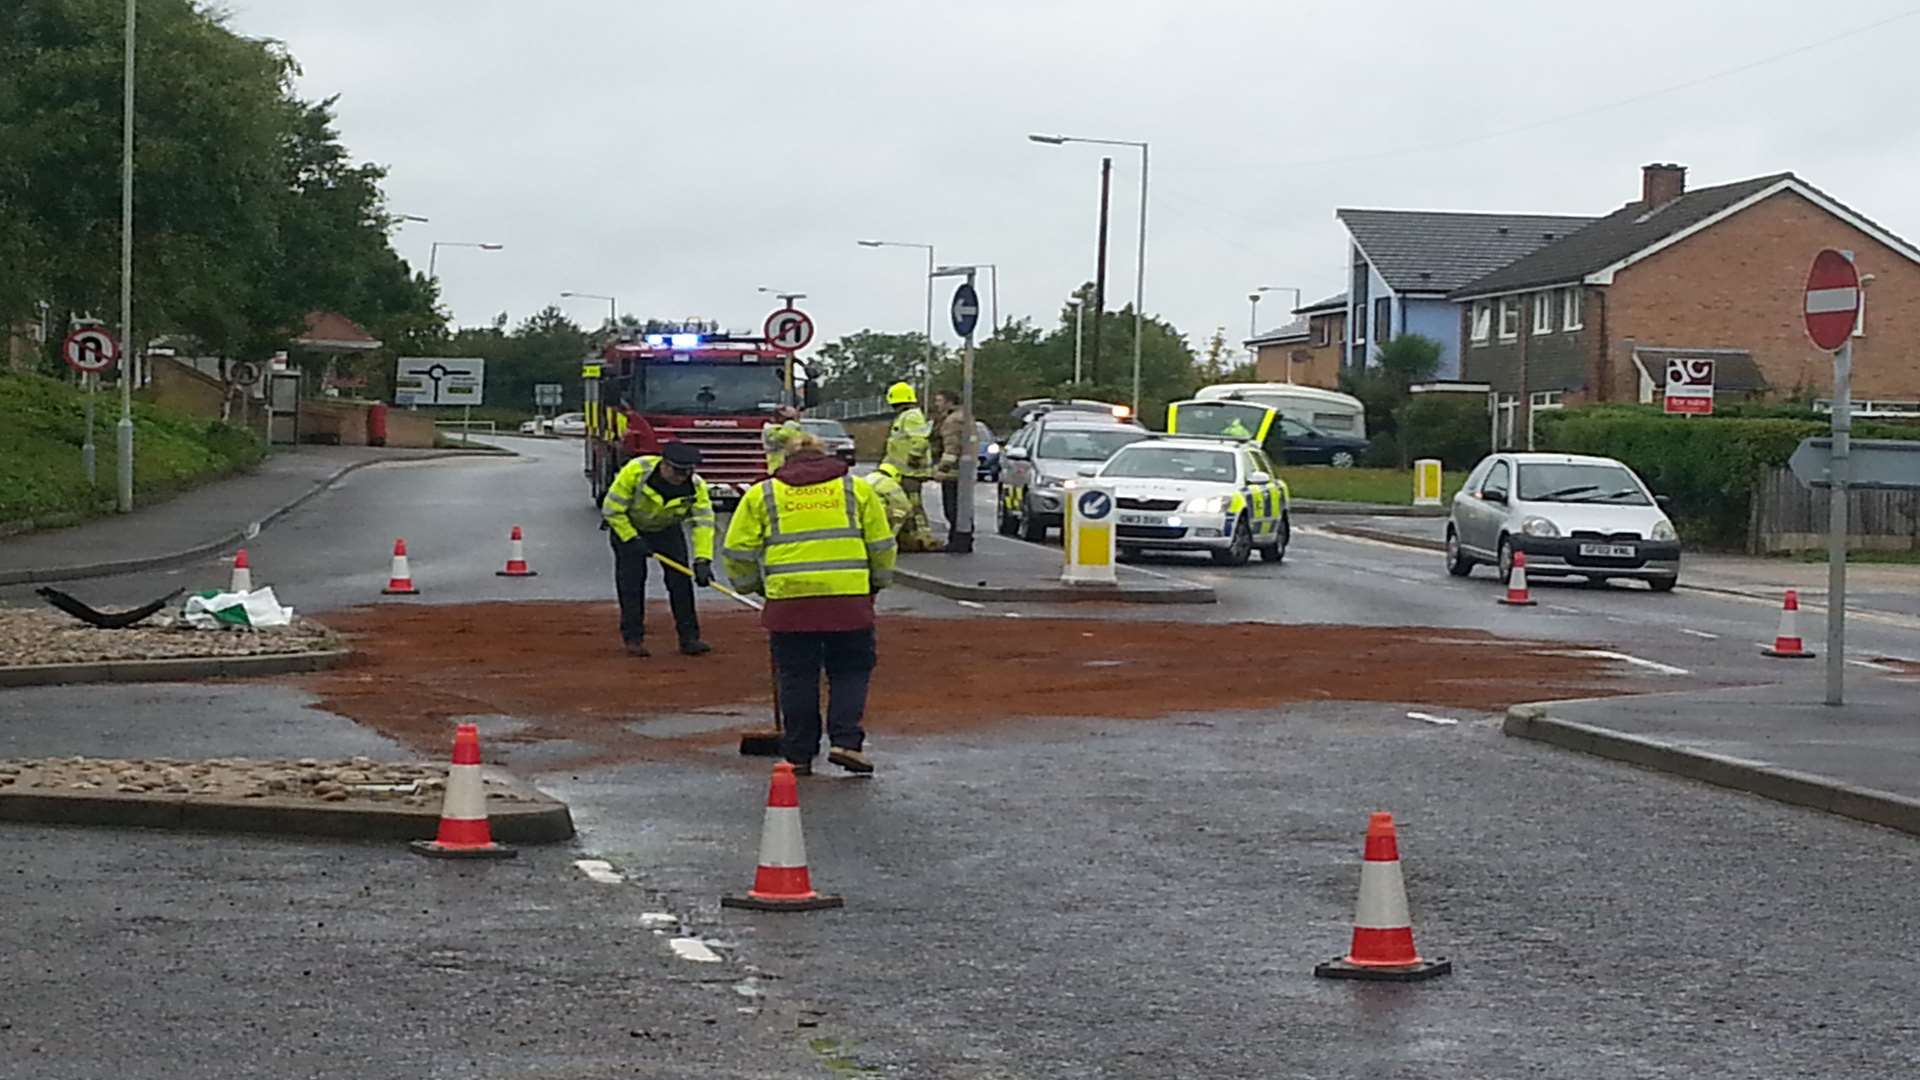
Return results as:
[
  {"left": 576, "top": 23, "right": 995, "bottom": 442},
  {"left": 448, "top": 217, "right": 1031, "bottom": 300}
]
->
[{"left": 1194, "top": 383, "right": 1367, "bottom": 440}]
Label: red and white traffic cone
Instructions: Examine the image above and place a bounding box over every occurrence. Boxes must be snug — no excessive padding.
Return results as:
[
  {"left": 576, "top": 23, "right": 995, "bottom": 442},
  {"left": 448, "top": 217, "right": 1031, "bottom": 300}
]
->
[
  {"left": 721, "top": 762, "right": 843, "bottom": 912},
  {"left": 495, "top": 525, "right": 537, "bottom": 577},
  {"left": 1498, "top": 549, "right": 1537, "bottom": 606},
  {"left": 1762, "top": 589, "right": 1816, "bottom": 658},
  {"left": 1315, "top": 812, "right": 1451, "bottom": 982},
  {"left": 382, "top": 538, "right": 419, "bottom": 595},
  {"left": 228, "top": 548, "right": 253, "bottom": 593},
  {"left": 411, "top": 723, "right": 515, "bottom": 859}
]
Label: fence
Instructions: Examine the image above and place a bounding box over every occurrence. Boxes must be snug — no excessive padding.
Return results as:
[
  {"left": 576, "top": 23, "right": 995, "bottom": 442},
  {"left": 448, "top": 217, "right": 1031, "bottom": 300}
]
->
[
  {"left": 1748, "top": 467, "right": 1920, "bottom": 554},
  {"left": 808, "top": 395, "right": 890, "bottom": 421}
]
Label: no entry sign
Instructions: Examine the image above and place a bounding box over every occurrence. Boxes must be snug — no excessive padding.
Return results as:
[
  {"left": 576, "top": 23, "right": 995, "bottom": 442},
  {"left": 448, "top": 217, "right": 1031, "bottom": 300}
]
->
[
  {"left": 62, "top": 326, "right": 120, "bottom": 375},
  {"left": 1804, "top": 249, "right": 1861, "bottom": 352}
]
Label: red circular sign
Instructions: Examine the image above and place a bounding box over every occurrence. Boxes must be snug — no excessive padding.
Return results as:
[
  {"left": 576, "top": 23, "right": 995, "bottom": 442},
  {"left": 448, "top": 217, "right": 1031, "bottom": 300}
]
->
[
  {"left": 1804, "top": 249, "right": 1861, "bottom": 352},
  {"left": 763, "top": 308, "right": 814, "bottom": 352},
  {"left": 61, "top": 327, "right": 120, "bottom": 374}
]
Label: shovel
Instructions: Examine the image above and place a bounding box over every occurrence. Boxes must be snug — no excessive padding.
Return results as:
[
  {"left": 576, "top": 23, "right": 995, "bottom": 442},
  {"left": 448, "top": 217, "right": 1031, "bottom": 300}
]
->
[{"left": 649, "top": 552, "right": 784, "bottom": 757}]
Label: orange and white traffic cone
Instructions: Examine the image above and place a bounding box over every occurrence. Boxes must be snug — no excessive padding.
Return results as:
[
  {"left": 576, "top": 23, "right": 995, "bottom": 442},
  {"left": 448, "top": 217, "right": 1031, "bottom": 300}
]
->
[
  {"left": 1762, "top": 589, "right": 1816, "bottom": 658},
  {"left": 1314, "top": 812, "right": 1451, "bottom": 982},
  {"left": 382, "top": 538, "right": 419, "bottom": 595},
  {"left": 411, "top": 723, "right": 515, "bottom": 859},
  {"left": 228, "top": 548, "right": 253, "bottom": 593},
  {"left": 721, "top": 762, "right": 843, "bottom": 912},
  {"left": 1498, "top": 550, "right": 1537, "bottom": 606},
  {"left": 495, "top": 525, "right": 537, "bottom": 577}
]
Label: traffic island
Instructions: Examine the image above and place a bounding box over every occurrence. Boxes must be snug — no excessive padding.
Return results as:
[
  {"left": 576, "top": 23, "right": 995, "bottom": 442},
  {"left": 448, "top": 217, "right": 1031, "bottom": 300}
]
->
[
  {"left": 0, "top": 755, "right": 574, "bottom": 843},
  {"left": 0, "top": 609, "right": 350, "bottom": 687},
  {"left": 892, "top": 536, "right": 1215, "bottom": 604}
]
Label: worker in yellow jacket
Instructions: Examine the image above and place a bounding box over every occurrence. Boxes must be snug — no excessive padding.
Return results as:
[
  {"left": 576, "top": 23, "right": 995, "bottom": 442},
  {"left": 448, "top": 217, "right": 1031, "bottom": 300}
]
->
[
  {"left": 863, "top": 462, "right": 915, "bottom": 543},
  {"left": 722, "top": 432, "right": 896, "bottom": 775},
  {"left": 882, "top": 381, "right": 939, "bottom": 552},
  {"left": 600, "top": 442, "right": 714, "bottom": 658},
  {"left": 761, "top": 405, "right": 804, "bottom": 473}
]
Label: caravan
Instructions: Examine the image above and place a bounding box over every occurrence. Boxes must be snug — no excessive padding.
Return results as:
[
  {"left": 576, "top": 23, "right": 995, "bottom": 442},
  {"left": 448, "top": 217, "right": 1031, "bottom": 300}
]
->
[{"left": 1194, "top": 383, "right": 1368, "bottom": 441}]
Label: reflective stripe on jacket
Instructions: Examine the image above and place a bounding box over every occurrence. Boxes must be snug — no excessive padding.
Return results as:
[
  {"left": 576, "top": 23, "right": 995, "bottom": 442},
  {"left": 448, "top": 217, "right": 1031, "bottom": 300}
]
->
[
  {"left": 600, "top": 455, "right": 716, "bottom": 557},
  {"left": 884, "top": 407, "right": 933, "bottom": 479},
  {"left": 721, "top": 473, "right": 897, "bottom": 600}
]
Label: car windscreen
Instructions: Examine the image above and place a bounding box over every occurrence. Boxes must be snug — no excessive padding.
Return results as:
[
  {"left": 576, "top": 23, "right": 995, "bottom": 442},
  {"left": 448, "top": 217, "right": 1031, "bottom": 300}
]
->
[
  {"left": 1102, "top": 446, "right": 1237, "bottom": 482},
  {"left": 1171, "top": 402, "right": 1270, "bottom": 440},
  {"left": 1036, "top": 427, "right": 1146, "bottom": 461},
  {"left": 799, "top": 419, "right": 849, "bottom": 438},
  {"left": 1517, "top": 463, "right": 1650, "bottom": 504},
  {"left": 633, "top": 363, "right": 786, "bottom": 414}
]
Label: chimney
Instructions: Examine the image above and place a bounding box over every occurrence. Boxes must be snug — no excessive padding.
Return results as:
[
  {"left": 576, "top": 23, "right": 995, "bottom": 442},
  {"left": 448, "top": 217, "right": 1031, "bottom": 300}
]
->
[{"left": 1641, "top": 163, "right": 1687, "bottom": 209}]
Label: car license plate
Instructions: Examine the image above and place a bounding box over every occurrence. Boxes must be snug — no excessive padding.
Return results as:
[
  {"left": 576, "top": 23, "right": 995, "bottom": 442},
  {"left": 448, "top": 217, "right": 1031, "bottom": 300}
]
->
[
  {"left": 1579, "top": 543, "right": 1636, "bottom": 558},
  {"left": 1119, "top": 514, "right": 1157, "bottom": 526}
]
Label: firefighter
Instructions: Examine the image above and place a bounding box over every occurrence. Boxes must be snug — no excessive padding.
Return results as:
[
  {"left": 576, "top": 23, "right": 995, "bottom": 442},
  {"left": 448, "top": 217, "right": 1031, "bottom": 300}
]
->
[
  {"left": 864, "top": 461, "right": 916, "bottom": 545},
  {"left": 600, "top": 441, "right": 714, "bottom": 658},
  {"left": 931, "top": 389, "right": 970, "bottom": 541},
  {"left": 721, "top": 432, "right": 896, "bottom": 775},
  {"left": 762, "top": 404, "right": 804, "bottom": 473},
  {"left": 883, "top": 381, "right": 938, "bottom": 552}
]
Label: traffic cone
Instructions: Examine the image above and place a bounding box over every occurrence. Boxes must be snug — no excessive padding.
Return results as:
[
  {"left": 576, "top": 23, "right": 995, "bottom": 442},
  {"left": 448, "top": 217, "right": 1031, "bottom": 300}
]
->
[
  {"left": 382, "top": 538, "right": 419, "bottom": 595},
  {"left": 411, "top": 723, "right": 515, "bottom": 859},
  {"left": 1498, "top": 550, "right": 1537, "bottom": 606},
  {"left": 1315, "top": 812, "right": 1451, "bottom": 982},
  {"left": 494, "top": 525, "right": 537, "bottom": 577},
  {"left": 1762, "top": 589, "right": 1816, "bottom": 658},
  {"left": 720, "top": 762, "right": 843, "bottom": 912},
  {"left": 228, "top": 548, "right": 253, "bottom": 593}
]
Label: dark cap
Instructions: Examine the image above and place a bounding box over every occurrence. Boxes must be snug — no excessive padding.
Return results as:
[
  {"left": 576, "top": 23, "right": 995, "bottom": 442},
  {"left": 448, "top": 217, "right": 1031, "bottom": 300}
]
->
[{"left": 661, "top": 442, "right": 702, "bottom": 468}]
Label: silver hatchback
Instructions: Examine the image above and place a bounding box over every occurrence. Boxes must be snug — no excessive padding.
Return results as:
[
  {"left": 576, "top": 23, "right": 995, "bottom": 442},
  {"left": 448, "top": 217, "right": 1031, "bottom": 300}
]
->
[{"left": 1446, "top": 453, "right": 1682, "bottom": 591}]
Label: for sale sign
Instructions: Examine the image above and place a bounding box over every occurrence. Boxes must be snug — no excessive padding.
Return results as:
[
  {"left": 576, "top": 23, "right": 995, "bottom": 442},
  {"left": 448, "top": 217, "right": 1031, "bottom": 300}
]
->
[{"left": 1663, "top": 357, "right": 1715, "bottom": 416}]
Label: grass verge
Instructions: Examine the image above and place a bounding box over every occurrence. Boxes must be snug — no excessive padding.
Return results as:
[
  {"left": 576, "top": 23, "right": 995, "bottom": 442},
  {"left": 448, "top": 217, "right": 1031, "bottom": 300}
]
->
[{"left": 1280, "top": 465, "right": 1462, "bottom": 505}]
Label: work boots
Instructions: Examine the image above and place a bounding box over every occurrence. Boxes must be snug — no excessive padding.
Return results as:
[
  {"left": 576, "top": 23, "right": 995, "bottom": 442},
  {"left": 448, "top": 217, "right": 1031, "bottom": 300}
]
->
[{"left": 679, "top": 639, "right": 712, "bottom": 656}]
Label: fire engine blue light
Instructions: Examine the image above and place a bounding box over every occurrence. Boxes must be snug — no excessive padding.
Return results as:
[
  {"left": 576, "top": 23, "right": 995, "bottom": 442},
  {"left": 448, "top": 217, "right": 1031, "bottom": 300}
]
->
[
  {"left": 644, "top": 334, "right": 667, "bottom": 346},
  {"left": 671, "top": 333, "right": 701, "bottom": 349}
]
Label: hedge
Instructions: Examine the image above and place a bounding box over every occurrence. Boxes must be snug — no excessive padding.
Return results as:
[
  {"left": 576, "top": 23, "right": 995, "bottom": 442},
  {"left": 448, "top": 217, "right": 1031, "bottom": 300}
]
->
[{"left": 1535, "top": 406, "right": 1919, "bottom": 548}]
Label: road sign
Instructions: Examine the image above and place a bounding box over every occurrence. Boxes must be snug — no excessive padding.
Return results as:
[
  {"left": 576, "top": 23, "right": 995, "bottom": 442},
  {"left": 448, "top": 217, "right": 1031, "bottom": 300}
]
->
[
  {"left": 1789, "top": 438, "right": 1920, "bottom": 491},
  {"left": 534, "top": 383, "right": 564, "bottom": 407},
  {"left": 763, "top": 308, "right": 815, "bottom": 352},
  {"left": 227, "top": 360, "right": 261, "bottom": 388},
  {"left": 1805, "top": 249, "right": 1861, "bottom": 352},
  {"left": 62, "top": 327, "right": 120, "bottom": 375},
  {"left": 395, "top": 357, "right": 486, "bottom": 406},
  {"left": 950, "top": 283, "right": 980, "bottom": 338},
  {"left": 1061, "top": 483, "right": 1117, "bottom": 586},
  {"left": 1662, "top": 357, "right": 1715, "bottom": 415}
]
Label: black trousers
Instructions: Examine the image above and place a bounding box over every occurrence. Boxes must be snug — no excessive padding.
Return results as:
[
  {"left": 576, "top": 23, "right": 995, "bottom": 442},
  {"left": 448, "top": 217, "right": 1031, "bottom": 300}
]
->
[
  {"left": 609, "top": 526, "right": 699, "bottom": 645},
  {"left": 771, "top": 628, "right": 876, "bottom": 764},
  {"left": 941, "top": 477, "right": 961, "bottom": 529}
]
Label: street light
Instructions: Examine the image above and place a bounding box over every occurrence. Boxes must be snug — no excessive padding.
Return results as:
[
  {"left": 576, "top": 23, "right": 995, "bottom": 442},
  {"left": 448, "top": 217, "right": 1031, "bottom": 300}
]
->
[
  {"left": 756, "top": 286, "right": 807, "bottom": 309},
  {"left": 116, "top": 0, "right": 137, "bottom": 512},
  {"left": 857, "top": 239, "right": 935, "bottom": 398},
  {"left": 1067, "top": 296, "right": 1086, "bottom": 384},
  {"left": 1251, "top": 286, "right": 1304, "bottom": 383},
  {"left": 1030, "top": 132, "right": 1149, "bottom": 413},
  {"left": 428, "top": 241, "right": 503, "bottom": 279},
  {"left": 560, "top": 290, "right": 618, "bottom": 327},
  {"left": 391, "top": 213, "right": 430, "bottom": 225}
]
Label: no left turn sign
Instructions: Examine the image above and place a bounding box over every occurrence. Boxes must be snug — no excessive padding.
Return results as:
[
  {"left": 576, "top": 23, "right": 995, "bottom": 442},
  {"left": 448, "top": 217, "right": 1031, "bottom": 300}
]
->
[
  {"left": 764, "top": 308, "right": 815, "bottom": 352},
  {"left": 62, "top": 327, "right": 120, "bottom": 375}
]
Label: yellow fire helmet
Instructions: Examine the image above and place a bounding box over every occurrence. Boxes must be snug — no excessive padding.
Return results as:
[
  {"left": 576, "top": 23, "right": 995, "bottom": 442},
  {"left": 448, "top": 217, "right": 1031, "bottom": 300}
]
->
[{"left": 886, "top": 381, "right": 918, "bottom": 406}]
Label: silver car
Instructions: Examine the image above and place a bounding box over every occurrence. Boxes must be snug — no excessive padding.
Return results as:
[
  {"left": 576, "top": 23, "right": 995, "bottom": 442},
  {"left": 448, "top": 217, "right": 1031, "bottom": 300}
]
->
[{"left": 1446, "top": 452, "right": 1681, "bottom": 591}]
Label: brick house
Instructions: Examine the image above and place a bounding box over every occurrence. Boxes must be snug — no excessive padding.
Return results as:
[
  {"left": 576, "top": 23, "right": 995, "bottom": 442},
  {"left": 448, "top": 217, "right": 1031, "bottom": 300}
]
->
[
  {"left": 1451, "top": 164, "right": 1920, "bottom": 445},
  {"left": 1243, "top": 291, "right": 1347, "bottom": 388}
]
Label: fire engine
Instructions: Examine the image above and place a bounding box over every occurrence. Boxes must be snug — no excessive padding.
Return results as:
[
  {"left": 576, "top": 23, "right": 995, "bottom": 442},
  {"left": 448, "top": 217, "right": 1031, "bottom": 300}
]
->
[{"left": 582, "top": 324, "right": 800, "bottom": 508}]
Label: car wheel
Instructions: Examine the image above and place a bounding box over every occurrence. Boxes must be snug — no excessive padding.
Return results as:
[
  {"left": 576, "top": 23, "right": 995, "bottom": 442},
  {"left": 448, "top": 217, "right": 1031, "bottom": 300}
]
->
[
  {"left": 1648, "top": 575, "right": 1679, "bottom": 593},
  {"left": 1212, "top": 514, "right": 1254, "bottom": 566},
  {"left": 1497, "top": 536, "right": 1515, "bottom": 585},
  {"left": 1330, "top": 450, "right": 1357, "bottom": 469},
  {"left": 996, "top": 491, "right": 1019, "bottom": 537},
  {"left": 1019, "top": 496, "right": 1048, "bottom": 543},
  {"left": 1259, "top": 514, "right": 1289, "bottom": 563},
  {"left": 1445, "top": 527, "right": 1474, "bottom": 577}
]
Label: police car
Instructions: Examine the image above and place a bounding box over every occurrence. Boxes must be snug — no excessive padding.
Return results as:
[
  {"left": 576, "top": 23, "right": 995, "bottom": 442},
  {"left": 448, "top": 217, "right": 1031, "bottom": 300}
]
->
[{"left": 1079, "top": 435, "right": 1291, "bottom": 565}]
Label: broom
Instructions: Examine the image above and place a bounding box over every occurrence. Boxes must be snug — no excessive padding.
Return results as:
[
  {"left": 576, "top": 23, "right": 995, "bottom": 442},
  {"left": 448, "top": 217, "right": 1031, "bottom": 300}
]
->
[{"left": 649, "top": 552, "right": 784, "bottom": 757}]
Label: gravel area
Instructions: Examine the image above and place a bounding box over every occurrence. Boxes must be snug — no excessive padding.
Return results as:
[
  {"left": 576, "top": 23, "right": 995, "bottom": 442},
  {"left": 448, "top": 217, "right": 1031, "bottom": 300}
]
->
[
  {"left": 0, "top": 608, "right": 338, "bottom": 668},
  {"left": 0, "top": 756, "right": 539, "bottom": 807}
]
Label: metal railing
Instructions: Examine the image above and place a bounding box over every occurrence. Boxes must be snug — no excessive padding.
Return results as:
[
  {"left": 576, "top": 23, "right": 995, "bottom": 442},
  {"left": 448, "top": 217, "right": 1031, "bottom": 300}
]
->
[
  {"left": 433, "top": 418, "right": 497, "bottom": 446},
  {"left": 808, "top": 395, "right": 890, "bottom": 421}
]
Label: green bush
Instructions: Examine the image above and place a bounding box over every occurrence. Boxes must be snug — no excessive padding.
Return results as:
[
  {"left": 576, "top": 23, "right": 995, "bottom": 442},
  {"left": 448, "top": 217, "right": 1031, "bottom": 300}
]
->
[
  {"left": 1401, "top": 395, "right": 1493, "bottom": 470},
  {"left": 1536, "top": 406, "right": 1918, "bottom": 548}
]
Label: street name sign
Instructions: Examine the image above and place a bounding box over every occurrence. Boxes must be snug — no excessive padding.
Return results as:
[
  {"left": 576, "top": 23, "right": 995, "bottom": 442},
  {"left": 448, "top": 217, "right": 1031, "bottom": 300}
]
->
[{"left": 1662, "top": 357, "right": 1715, "bottom": 415}]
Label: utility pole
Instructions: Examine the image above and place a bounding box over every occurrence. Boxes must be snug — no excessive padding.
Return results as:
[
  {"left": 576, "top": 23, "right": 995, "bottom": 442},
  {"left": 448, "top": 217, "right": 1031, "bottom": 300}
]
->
[
  {"left": 116, "top": 0, "right": 137, "bottom": 513},
  {"left": 1091, "top": 157, "right": 1111, "bottom": 387}
]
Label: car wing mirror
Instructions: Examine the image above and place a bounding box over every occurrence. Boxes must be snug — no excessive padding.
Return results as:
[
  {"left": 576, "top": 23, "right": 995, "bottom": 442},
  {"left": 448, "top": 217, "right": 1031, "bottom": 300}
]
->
[
  {"left": 1248, "top": 471, "right": 1271, "bottom": 485},
  {"left": 1482, "top": 489, "right": 1508, "bottom": 504},
  {"left": 1005, "top": 446, "right": 1030, "bottom": 461},
  {"left": 1075, "top": 464, "right": 1099, "bottom": 478},
  {"left": 1654, "top": 494, "right": 1672, "bottom": 509}
]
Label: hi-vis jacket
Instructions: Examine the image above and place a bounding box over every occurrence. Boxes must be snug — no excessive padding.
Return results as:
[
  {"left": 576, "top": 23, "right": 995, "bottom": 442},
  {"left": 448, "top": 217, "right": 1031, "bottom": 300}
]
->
[
  {"left": 864, "top": 464, "right": 912, "bottom": 536},
  {"left": 884, "top": 407, "right": 933, "bottom": 479},
  {"left": 721, "top": 473, "right": 896, "bottom": 601},
  {"left": 600, "top": 455, "right": 716, "bottom": 558}
]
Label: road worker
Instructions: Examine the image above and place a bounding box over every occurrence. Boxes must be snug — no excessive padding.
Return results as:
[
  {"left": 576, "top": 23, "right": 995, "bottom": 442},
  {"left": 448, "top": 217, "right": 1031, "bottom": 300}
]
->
[
  {"left": 762, "top": 404, "right": 804, "bottom": 473},
  {"left": 882, "top": 381, "right": 939, "bottom": 551},
  {"left": 600, "top": 441, "right": 714, "bottom": 658},
  {"left": 864, "top": 461, "right": 917, "bottom": 546}
]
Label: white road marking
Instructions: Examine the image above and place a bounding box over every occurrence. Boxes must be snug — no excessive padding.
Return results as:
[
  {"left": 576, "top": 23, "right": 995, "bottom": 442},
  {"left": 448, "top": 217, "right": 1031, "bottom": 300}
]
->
[
  {"left": 1679, "top": 628, "right": 1719, "bottom": 640},
  {"left": 573, "top": 859, "right": 623, "bottom": 885},
  {"left": 1533, "top": 649, "right": 1691, "bottom": 676},
  {"left": 1848, "top": 659, "right": 1901, "bottom": 673},
  {"left": 1002, "top": 612, "right": 1023, "bottom": 619},
  {"left": 1405, "top": 711, "right": 1460, "bottom": 726},
  {"left": 669, "top": 938, "right": 723, "bottom": 964},
  {"left": 1547, "top": 605, "right": 1582, "bottom": 615},
  {"left": 955, "top": 600, "right": 985, "bottom": 609}
]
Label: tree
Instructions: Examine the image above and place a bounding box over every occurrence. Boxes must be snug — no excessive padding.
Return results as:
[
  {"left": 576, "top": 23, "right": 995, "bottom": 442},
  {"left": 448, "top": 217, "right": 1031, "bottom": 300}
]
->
[
  {"left": 810, "top": 331, "right": 943, "bottom": 402},
  {"left": 1341, "top": 334, "right": 1444, "bottom": 466}
]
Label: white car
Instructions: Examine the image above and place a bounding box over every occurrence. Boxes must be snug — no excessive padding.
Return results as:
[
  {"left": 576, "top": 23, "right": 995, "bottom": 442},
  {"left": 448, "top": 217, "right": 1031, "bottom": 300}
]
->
[
  {"left": 1446, "top": 452, "right": 1681, "bottom": 591},
  {"left": 520, "top": 412, "right": 587, "bottom": 437},
  {"left": 1084, "top": 436, "right": 1292, "bottom": 565}
]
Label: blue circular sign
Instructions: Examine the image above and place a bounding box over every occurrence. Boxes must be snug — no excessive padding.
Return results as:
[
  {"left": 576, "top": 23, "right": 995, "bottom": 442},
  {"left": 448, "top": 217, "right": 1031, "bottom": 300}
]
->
[
  {"left": 1076, "top": 489, "right": 1112, "bottom": 520},
  {"left": 950, "top": 282, "right": 981, "bottom": 338}
]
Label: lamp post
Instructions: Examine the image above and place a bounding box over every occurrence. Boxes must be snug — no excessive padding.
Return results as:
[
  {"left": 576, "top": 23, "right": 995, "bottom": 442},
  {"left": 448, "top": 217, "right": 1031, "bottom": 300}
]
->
[
  {"left": 1067, "top": 296, "right": 1085, "bottom": 383},
  {"left": 857, "top": 239, "right": 935, "bottom": 399},
  {"left": 427, "top": 241, "right": 503, "bottom": 279},
  {"left": 1252, "top": 285, "right": 1304, "bottom": 383},
  {"left": 391, "top": 213, "right": 430, "bottom": 226},
  {"left": 560, "top": 290, "right": 618, "bottom": 328},
  {"left": 756, "top": 286, "right": 807, "bottom": 309},
  {"left": 1031, "top": 133, "right": 1149, "bottom": 413},
  {"left": 115, "top": 0, "right": 136, "bottom": 512}
]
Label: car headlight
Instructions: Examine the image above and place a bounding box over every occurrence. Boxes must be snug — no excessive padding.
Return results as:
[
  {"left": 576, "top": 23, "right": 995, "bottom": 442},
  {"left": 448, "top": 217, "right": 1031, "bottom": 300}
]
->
[
  {"left": 1033, "top": 473, "right": 1061, "bottom": 489},
  {"left": 1652, "top": 519, "right": 1677, "bottom": 542},
  {"left": 1520, "top": 516, "right": 1561, "bottom": 538},
  {"left": 1183, "top": 495, "right": 1229, "bottom": 514},
  {"left": 986, "top": 443, "right": 1000, "bottom": 454}
]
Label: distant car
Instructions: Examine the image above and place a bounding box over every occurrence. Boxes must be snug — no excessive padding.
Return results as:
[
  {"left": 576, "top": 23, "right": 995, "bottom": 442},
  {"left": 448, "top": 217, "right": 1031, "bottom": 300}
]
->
[
  {"left": 1273, "top": 415, "right": 1369, "bottom": 468},
  {"left": 997, "top": 408, "right": 1148, "bottom": 542},
  {"left": 798, "top": 418, "right": 857, "bottom": 465},
  {"left": 976, "top": 421, "right": 1001, "bottom": 482},
  {"left": 1446, "top": 452, "right": 1680, "bottom": 591},
  {"left": 551, "top": 412, "right": 587, "bottom": 437},
  {"left": 518, "top": 418, "right": 547, "bottom": 435},
  {"left": 1165, "top": 398, "right": 1366, "bottom": 469},
  {"left": 1091, "top": 437, "right": 1292, "bottom": 566}
]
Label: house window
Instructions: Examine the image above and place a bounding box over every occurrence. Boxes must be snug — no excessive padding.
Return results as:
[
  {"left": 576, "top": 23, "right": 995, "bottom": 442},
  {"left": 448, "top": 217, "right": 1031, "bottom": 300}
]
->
[
  {"left": 1498, "top": 297, "right": 1520, "bottom": 340},
  {"left": 1313, "top": 318, "right": 1329, "bottom": 348},
  {"left": 1374, "top": 298, "right": 1392, "bottom": 344},
  {"left": 1563, "top": 288, "right": 1583, "bottom": 331},
  {"left": 1533, "top": 293, "right": 1553, "bottom": 335},
  {"left": 1530, "top": 390, "right": 1564, "bottom": 408},
  {"left": 1470, "top": 301, "right": 1491, "bottom": 344}
]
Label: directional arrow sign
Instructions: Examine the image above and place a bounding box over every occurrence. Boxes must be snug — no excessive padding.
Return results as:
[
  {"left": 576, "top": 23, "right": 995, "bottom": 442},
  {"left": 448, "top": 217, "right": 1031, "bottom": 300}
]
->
[
  {"left": 950, "top": 282, "right": 980, "bottom": 338},
  {"left": 1789, "top": 437, "right": 1920, "bottom": 490}
]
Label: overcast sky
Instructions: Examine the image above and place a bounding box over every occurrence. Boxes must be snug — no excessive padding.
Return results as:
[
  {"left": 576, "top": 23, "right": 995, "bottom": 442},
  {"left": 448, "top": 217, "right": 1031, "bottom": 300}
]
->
[{"left": 225, "top": 0, "right": 1920, "bottom": 355}]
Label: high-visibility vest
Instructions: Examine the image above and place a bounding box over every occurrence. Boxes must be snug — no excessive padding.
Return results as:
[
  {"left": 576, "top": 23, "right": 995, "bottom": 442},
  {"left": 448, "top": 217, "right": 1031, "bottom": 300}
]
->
[
  {"left": 863, "top": 467, "right": 912, "bottom": 535},
  {"left": 884, "top": 407, "right": 932, "bottom": 479},
  {"left": 600, "top": 456, "right": 716, "bottom": 557},
  {"left": 721, "top": 473, "right": 897, "bottom": 600}
]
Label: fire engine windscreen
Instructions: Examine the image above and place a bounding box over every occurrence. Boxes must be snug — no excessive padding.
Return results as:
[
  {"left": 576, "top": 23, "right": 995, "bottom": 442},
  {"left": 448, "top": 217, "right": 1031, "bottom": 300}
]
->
[{"left": 636, "top": 363, "right": 787, "bottom": 414}]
